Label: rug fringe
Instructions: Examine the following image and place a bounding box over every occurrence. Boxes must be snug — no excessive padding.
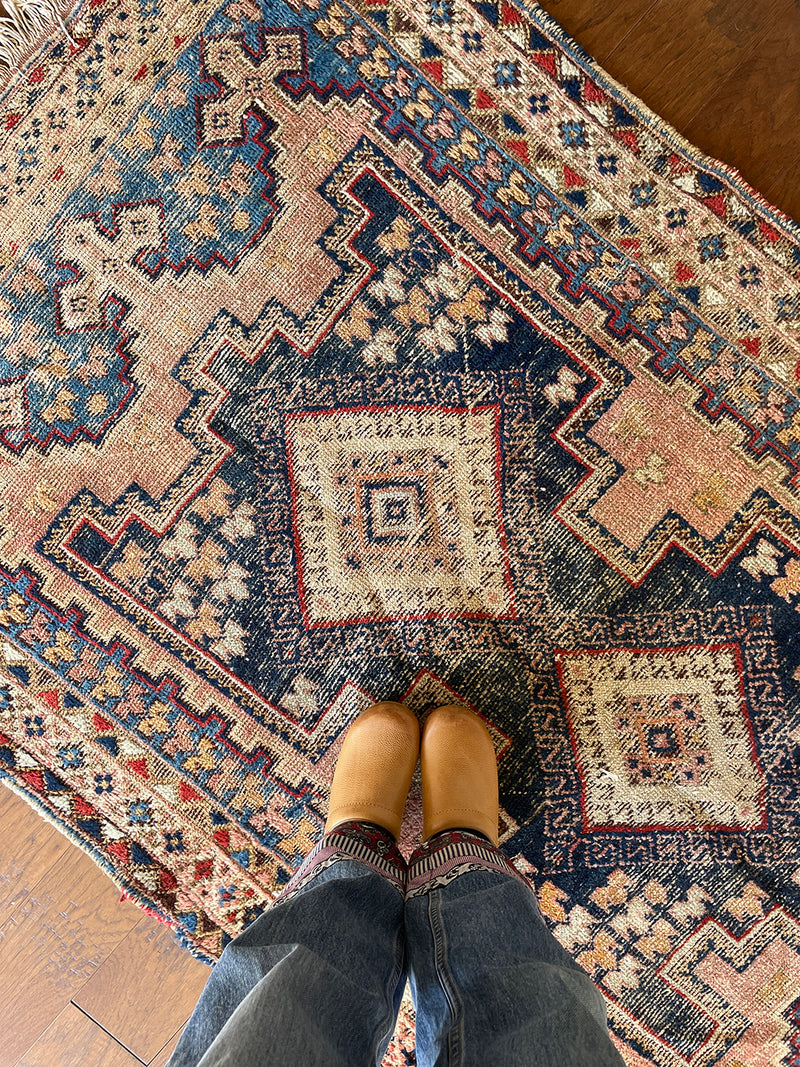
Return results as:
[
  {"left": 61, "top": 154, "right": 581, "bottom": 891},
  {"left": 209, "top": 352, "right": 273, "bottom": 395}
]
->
[{"left": 0, "top": 0, "right": 75, "bottom": 76}]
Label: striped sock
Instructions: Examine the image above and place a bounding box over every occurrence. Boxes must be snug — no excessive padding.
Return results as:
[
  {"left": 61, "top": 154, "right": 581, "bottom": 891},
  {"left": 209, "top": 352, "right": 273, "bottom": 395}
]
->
[{"left": 428, "top": 827, "right": 493, "bottom": 844}]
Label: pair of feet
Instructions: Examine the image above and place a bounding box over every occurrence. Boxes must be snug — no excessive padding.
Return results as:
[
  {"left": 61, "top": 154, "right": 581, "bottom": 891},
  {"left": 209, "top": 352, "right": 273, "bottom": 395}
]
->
[{"left": 324, "top": 701, "right": 500, "bottom": 848}]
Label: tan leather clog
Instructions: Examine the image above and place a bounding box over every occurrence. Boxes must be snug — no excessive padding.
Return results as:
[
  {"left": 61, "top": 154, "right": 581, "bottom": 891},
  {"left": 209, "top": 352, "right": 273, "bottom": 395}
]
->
[
  {"left": 420, "top": 704, "right": 500, "bottom": 846},
  {"left": 325, "top": 701, "right": 420, "bottom": 840}
]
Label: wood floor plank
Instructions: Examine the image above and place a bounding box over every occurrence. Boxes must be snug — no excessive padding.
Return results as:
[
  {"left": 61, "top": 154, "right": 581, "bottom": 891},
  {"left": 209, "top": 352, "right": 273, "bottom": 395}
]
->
[
  {"left": 681, "top": 13, "right": 800, "bottom": 223},
  {"left": 0, "top": 786, "right": 70, "bottom": 927},
  {"left": 596, "top": 0, "right": 789, "bottom": 131},
  {"left": 761, "top": 164, "right": 798, "bottom": 224},
  {"left": 15, "top": 1003, "right": 142, "bottom": 1067},
  {"left": 535, "top": 0, "right": 660, "bottom": 64},
  {"left": 0, "top": 844, "right": 144, "bottom": 1064},
  {"left": 149, "top": 1025, "right": 185, "bottom": 1067},
  {"left": 540, "top": 0, "right": 800, "bottom": 221},
  {"left": 73, "top": 917, "right": 210, "bottom": 1064}
]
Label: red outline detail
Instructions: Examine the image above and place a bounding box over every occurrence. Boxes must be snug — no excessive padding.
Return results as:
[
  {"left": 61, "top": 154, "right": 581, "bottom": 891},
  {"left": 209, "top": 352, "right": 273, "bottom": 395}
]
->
[
  {"left": 0, "top": 565, "right": 392, "bottom": 812},
  {"left": 554, "top": 641, "right": 769, "bottom": 834},
  {"left": 284, "top": 402, "right": 517, "bottom": 629},
  {"left": 1, "top": 296, "right": 135, "bottom": 453}
]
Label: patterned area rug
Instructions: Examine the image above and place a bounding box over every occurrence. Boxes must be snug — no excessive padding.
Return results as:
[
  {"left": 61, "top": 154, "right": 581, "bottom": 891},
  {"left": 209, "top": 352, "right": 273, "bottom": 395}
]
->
[{"left": 1, "top": 0, "right": 800, "bottom": 1062}]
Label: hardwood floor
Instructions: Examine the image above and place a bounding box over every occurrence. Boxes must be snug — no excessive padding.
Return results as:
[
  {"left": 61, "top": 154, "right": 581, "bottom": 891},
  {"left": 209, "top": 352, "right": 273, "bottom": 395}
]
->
[
  {"left": 0, "top": 0, "right": 798, "bottom": 1063},
  {"left": 0, "top": 786, "right": 209, "bottom": 1066},
  {"left": 536, "top": 0, "right": 800, "bottom": 221}
]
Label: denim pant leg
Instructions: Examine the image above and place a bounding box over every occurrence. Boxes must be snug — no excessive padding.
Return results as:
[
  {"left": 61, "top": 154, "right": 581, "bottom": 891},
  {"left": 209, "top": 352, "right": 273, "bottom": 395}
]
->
[
  {"left": 166, "top": 821, "right": 408, "bottom": 1067},
  {"left": 404, "top": 830, "right": 626, "bottom": 1067}
]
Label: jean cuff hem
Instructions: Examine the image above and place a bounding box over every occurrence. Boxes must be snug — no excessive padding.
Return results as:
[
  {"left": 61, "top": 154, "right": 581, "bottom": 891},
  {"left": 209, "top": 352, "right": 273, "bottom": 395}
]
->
[
  {"left": 405, "top": 828, "right": 532, "bottom": 899},
  {"left": 272, "top": 820, "right": 407, "bottom": 904}
]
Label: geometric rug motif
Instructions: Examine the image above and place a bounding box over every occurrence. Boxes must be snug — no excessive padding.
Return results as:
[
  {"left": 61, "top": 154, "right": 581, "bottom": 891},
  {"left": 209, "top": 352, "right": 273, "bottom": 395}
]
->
[
  {"left": 546, "top": 605, "right": 792, "bottom": 872},
  {"left": 557, "top": 643, "right": 766, "bottom": 830},
  {"left": 1, "top": 0, "right": 800, "bottom": 1062},
  {"left": 285, "top": 402, "right": 514, "bottom": 623},
  {"left": 534, "top": 865, "right": 800, "bottom": 1066}
]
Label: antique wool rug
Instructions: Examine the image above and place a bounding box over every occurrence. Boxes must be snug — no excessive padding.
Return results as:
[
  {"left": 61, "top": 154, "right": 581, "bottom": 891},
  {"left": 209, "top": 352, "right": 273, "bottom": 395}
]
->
[{"left": 1, "top": 0, "right": 800, "bottom": 1061}]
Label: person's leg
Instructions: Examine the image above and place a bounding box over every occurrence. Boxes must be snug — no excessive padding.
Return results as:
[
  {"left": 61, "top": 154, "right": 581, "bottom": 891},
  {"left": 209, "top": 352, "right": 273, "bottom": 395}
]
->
[
  {"left": 404, "top": 828, "right": 625, "bottom": 1067},
  {"left": 404, "top": 704, "right": 625, "bottom": 1067},
  {"left": 167, "top": 819, "right": 408, "bottom": 1067},
  {"left": 166, "top": 697, "right": 421, "bottom": 1067}
]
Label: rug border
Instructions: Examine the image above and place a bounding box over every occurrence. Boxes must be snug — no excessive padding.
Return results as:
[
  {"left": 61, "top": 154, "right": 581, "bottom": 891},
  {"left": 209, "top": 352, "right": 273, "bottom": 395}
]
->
[
  {"left": 3, "top": 0, "right": 798, "bottom": 238},
  {"left": 0, "top": 771, "right": 216, "bottom": 967},
  {"left": 513, "top": 0, "right": 800, "bottom": 237},
  {"left": 1, "top": 0, "right": 798, "bottom": 989}
]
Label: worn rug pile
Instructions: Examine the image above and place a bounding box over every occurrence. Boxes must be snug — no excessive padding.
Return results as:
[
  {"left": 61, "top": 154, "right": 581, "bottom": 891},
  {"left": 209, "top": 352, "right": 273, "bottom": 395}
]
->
[{"left": 1, "top": 0, "right": 800, "bottom": 1061}]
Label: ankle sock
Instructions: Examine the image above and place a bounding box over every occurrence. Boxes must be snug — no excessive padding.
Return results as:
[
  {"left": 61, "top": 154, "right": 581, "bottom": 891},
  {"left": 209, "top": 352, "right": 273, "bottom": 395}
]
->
[
  {"left": 329, "top": 818, "right": 395, "bottom": 839},
  {"left": 429, "top": 826, "right": 493, "bottom": 844},
  {"left": 354, "top": 820, "right": 394, "bottom": 837}
]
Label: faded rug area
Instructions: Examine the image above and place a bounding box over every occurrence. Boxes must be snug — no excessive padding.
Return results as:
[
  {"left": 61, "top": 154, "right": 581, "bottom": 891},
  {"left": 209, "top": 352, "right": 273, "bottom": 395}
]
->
[{"left": 1, "top": 0, "right": 800, "bottom": 1061}]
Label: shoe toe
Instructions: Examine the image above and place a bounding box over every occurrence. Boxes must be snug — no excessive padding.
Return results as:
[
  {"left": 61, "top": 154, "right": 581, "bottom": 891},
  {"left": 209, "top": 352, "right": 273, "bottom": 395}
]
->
[
  {"left": 325, "top": 702, "right": 420, "bottom": 838},
  {"left": 421, "top": 705, "right": 499, "bottom": 846}
]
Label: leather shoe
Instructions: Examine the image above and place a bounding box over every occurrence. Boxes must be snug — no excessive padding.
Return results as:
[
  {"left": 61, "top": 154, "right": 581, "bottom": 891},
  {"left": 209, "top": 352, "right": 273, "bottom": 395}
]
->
[
  {"left": 421, "top": 704, "right": 499, "bottom": 846},
  {"left": 325, "top": 701, "right": 420, "bottom": 840}
]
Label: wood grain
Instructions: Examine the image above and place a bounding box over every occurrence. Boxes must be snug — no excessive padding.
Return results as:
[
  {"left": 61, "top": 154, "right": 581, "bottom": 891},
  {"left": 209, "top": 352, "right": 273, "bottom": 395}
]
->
[
  {"left": 0, "top": 787, "right": 204, "bottom": 1065},
  {"left": 15, "top": 1004, "right": 141, "bottom": 1067},
  {"left": 597, "top": 0, "right": 787, "bottom": 129},
  {"left": 536, "top": 0, "right": 800, "bottom": 221},
  {"left": 681, "top": 11, "right": 800, "bottom": 221},
  {"left": 73, "top": 918, "right": 210, "bottom": 1063},
  {"left": 149, "top": 1027, "right": 185, "bottom": 1067},
  {"left": 529, "top": 0, "right": 660, "bottom": 64},
  {"left": 0, "top": 787, "right": 70, "bottom": 928},
  {"left": 0, "top": 822, "right": 144, "bottom": 1064},
  {"left": 762, "top": 164, "right": 798, "bottom": 222}
]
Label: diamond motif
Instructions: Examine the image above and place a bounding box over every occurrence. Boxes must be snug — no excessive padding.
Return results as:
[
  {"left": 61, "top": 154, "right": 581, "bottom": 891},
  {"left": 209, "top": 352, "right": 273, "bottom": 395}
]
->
[
  {"left": 555, "top": 644, "right": 767, "bottom": 830},
  {"left": 285, "top": 403, "right": 514, "bottom": 625},
  {"left": 361, "top": 481, "right": 426, "bottom": 543},
  {"left": 616, "top": 693, "right": 712, "bottom": 786}
]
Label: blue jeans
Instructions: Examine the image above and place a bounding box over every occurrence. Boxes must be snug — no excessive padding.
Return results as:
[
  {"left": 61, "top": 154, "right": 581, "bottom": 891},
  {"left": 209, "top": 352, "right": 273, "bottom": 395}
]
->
[{"left": 167, "top": 822, "right": 625, "bottom": 1066}]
